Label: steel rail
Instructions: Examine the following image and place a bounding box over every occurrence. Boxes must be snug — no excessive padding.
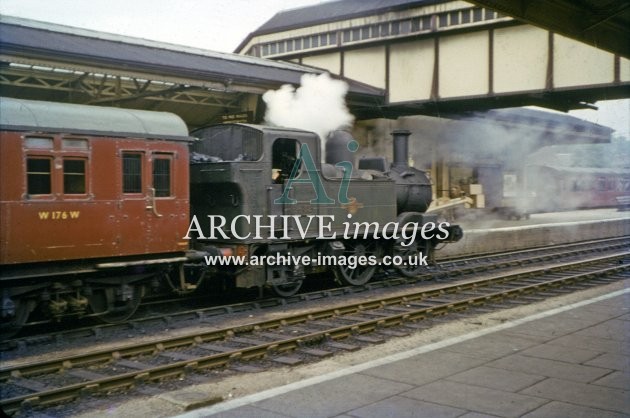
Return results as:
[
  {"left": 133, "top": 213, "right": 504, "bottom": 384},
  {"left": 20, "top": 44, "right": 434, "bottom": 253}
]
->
[
  {"left": 1, "top": 252, "right": 627, "bottom": 414},
  {"left": 6, "top": 236, "right": 628, "bottom": 347},
  {"left": 2, "top": 250, "right": 626, "bottom": 379}
]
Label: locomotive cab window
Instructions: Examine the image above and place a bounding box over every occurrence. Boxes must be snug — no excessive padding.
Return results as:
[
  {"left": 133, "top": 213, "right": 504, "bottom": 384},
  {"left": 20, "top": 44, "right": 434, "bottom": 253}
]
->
[
  {"left": 272, "top": 138, "right": 300, "bottom": 183},
  {"left": 192, "top": 125, "right": 262, "bottom": 161},
  {"left": 26, "top": 157, "right": 52, "bottom": 195}
]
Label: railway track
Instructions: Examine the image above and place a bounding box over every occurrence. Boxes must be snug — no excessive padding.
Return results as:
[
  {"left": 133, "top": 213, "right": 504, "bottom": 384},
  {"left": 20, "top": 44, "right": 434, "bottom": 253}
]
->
[
  {"left": 3, "top": 236, "right": 628, "bottom": 352},
  {"left": 1, "top": 250, "right": 628, "bottom": 415}
]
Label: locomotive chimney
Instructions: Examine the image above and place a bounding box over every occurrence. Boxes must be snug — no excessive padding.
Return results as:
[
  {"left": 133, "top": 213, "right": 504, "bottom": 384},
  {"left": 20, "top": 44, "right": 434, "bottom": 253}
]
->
[{"left": 392, "top": 130, "right": 411, "bottom": 168}]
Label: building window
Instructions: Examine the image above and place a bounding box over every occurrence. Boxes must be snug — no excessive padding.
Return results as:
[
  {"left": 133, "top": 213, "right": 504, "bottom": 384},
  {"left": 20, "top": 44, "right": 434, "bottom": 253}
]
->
[
  {"left": 63, "top": 159, "right": 86, "bottom": 194},
  {"left": 278, "top": 42, "right": 285, "bottom": 53},
  {"left": 352, "top": 28, "right": 360, "bottom": 41},
  {"left": 369, "top": 25, "right": 378, "bottom": 38},
  {"left": 343, "top": 30, "right": 351, "bottom": 42},
  {"left": 320, "top": 33, "right": 328, "bottom": 46},
  {"left": 380, "top": 23, "right": 390, "bottom": 36},
  {"left": 153, "top": 157, "right": 171, "bottom": 197},
  {"left": 473, "top": 8, "right": 483, "bottom": 22},
  {"left": 461, "top": 9, "right": 471, "bottom": 24},
  {"left": 411, "top": 17, "right": 420, "bottom": 32},
  {"left": 270, "top": 43, "right": 277, "bottom": 54},
  {"left": 485, "top": 9, "right": 495, "bottom": 20},
  {"left": 286, "top": 40, "right": 294, "bottom": 52},
  {"left": 26, "top": 157, "right": 52, "bottom": 195},
  {"left": 122, "top": 152, "right": 142, "bottom": 193},
  {"left": 303, "top": 36, "right": 310, "bottom": 48},
  {"left": 400, "top": 20, "right": 411, "bottom": 34},
  {"left": 450, "top": 11, "right": 459, "bottom": 25},
  {"left": 361, "top": 26, "right": 370, "bottom": 40},
  {"left": 262, "top": 44, "right": 269, "bottom": 56},
  {"left": 311, "top": 35, "right": 318, "bottom": 47},
  {"left": 294, "top": 38, "right": 302, "bottom": 50},
  {"left": 329, "top": 32, "right": 338, "bottom": 45},
  {"left": 439, "top": 14, "right": 448, "bottom": 27},
  {"left": 391, "top": 21, "right": 400, "bottom": 35},
  {"left": 421, "top": 16, "right": 432, "bottom": 30}
]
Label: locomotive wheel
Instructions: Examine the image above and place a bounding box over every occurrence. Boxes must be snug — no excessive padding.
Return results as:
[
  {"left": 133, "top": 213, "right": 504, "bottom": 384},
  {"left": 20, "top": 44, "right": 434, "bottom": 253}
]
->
[
  {"left": 334, "top": 240, "right": 379, "bottom": 286},
  {"left": 271, "top": 281, "right": 303, "bottom": 297},
  {"left": 0, "top": 299, "right": 33, "bottom": 340},
  {"left": 393, "top": 238, "right": 429, "bottom": 278},
  {"left": 88, "top": 285, "right": 143, "bottom": 323}
]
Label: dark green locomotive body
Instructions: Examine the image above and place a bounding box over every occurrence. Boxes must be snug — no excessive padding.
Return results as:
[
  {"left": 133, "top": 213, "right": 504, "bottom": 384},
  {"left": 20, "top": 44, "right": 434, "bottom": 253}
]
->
[{"left": 189, "top": 124, "right": 461, "bottom": 292}]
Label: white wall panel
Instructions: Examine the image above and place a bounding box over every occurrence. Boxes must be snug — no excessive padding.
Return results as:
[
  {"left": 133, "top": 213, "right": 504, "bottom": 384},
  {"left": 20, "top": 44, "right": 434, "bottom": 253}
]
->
[
  {"left": 302, "top": 53, "right": 341, "bottom": 75},
  {"left": 621, "top": 57, "right": 630, "bottom": 82},
  {"left": 439, "top": 31, "right": 488, "bottom": 98},
  {"left": 494, "top": 25, "right": 548, "bottom": 93},
  {"left": 389, "top": 39, "right": 434, "bottom": 103},
  {"left": 554, "top": 34, "right": 615, "bottom": 88},
  {"left": 344, "top": 46, "right": 386, "bottom": 89}
]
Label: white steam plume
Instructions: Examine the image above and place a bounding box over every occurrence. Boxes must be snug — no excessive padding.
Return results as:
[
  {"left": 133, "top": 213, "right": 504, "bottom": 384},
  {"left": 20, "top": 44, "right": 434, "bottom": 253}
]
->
[{"left": 262, "top": 72, "right": 354, "bottom": 140}]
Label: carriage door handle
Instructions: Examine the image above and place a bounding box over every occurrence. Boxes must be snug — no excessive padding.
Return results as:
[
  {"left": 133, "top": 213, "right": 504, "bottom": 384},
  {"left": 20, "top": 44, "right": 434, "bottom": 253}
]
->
[{"left": 146, "top": 187, "right": 163, "bottom": 217}]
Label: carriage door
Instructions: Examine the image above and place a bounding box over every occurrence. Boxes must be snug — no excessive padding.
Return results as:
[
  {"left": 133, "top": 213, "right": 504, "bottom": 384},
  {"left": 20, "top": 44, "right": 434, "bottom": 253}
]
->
[{"left": 119, "top": 147, "right": 183, "bottom": 255}]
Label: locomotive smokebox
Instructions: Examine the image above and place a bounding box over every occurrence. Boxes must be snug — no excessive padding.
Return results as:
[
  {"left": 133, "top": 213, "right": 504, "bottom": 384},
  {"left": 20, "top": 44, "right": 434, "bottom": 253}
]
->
[
  {"left": 326, "top": 130, "right": 356, "bottom": 166},
  {"left": 389, "top": 130, "right": 433, "bottom": 213}
]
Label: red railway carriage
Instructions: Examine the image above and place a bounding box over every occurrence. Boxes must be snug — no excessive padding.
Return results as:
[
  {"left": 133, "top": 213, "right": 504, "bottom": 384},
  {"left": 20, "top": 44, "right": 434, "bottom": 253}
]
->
[
  {"left": 524, "top": 164, "right": 630, "bottom": 211},
  {"left": 0, "top": 97, "right": 191, "bottom": 332}
]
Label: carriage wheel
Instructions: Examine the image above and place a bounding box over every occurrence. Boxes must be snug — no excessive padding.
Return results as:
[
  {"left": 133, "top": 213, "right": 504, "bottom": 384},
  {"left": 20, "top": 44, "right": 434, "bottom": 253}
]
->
[
  {"left": 0, "top": 298, "right": 33, "bottom": 340},
  {"left": 334, "top": 240, "right": 379, "bottom": 286},
  {"left": 88, "top": 284, "right": 143, "bottom": 323}
]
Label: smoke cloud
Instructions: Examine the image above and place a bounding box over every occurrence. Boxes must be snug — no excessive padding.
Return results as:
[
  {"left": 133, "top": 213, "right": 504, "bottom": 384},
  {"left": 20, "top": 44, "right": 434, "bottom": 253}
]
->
[{"left": 262, "top": 72, "right": 354, "bottom": 140}]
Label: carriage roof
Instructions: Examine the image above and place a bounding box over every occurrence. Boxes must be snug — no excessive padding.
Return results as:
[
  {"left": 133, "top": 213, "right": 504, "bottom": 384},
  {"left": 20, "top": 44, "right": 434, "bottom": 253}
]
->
[{"left": 0, "top": 97, "right": 190, "bottom": 141}]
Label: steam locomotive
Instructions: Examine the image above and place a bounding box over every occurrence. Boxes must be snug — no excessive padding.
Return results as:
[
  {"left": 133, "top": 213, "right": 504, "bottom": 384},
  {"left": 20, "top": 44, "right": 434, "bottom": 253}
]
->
[{"left": 0, "top": 97, "right": 461, "bottom": 335}]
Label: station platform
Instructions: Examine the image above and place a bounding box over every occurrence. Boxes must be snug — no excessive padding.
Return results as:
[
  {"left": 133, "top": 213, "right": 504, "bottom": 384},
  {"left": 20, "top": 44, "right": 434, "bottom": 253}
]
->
[
  {"left": 64, "top": 210, "right": 629, "bottom": 418},
  {"left": 436, "top": 208, "right": 630, "bottom": 259},
  {"left": 173, "top": 283, "right": 629, "bottom": 418}
]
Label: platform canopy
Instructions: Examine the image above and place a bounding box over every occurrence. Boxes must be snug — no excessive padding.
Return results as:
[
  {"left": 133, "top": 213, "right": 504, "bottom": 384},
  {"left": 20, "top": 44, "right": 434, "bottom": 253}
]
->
[
  {"left": 469, "top": 0, "right": 630, "bottom": 58},
  {"left": 0, "top": 17, "right": 385, "bottom": 128}
]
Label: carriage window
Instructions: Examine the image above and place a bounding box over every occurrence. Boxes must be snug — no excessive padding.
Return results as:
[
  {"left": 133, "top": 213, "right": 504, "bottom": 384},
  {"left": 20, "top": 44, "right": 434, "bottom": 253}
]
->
[
  {"left": 63, "top": 159, "right": 86, "bottom": 194},
  {"left": 153, "top": 157, "right": 171, "bottom": 197},
  {"left": 24, "top": 137, "right": 53, "bottom": 149},
  {"left": 122, "top": 153, "right": 142, "bottom": 193},
  {"left": 27, "top": 157, "right": 52, "bottom": 194},
  {"left": 62, "top": 138, "right": 88, "bottom": 150}
]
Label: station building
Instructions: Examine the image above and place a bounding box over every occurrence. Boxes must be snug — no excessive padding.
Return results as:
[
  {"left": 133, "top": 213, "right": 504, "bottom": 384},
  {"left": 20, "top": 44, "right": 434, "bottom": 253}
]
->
[
  {"left": 2, "top": 0, "right": 628, "bottom": 213},
  {"left": 235, "top": 0, "right": 627, "bottom": 211}
]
